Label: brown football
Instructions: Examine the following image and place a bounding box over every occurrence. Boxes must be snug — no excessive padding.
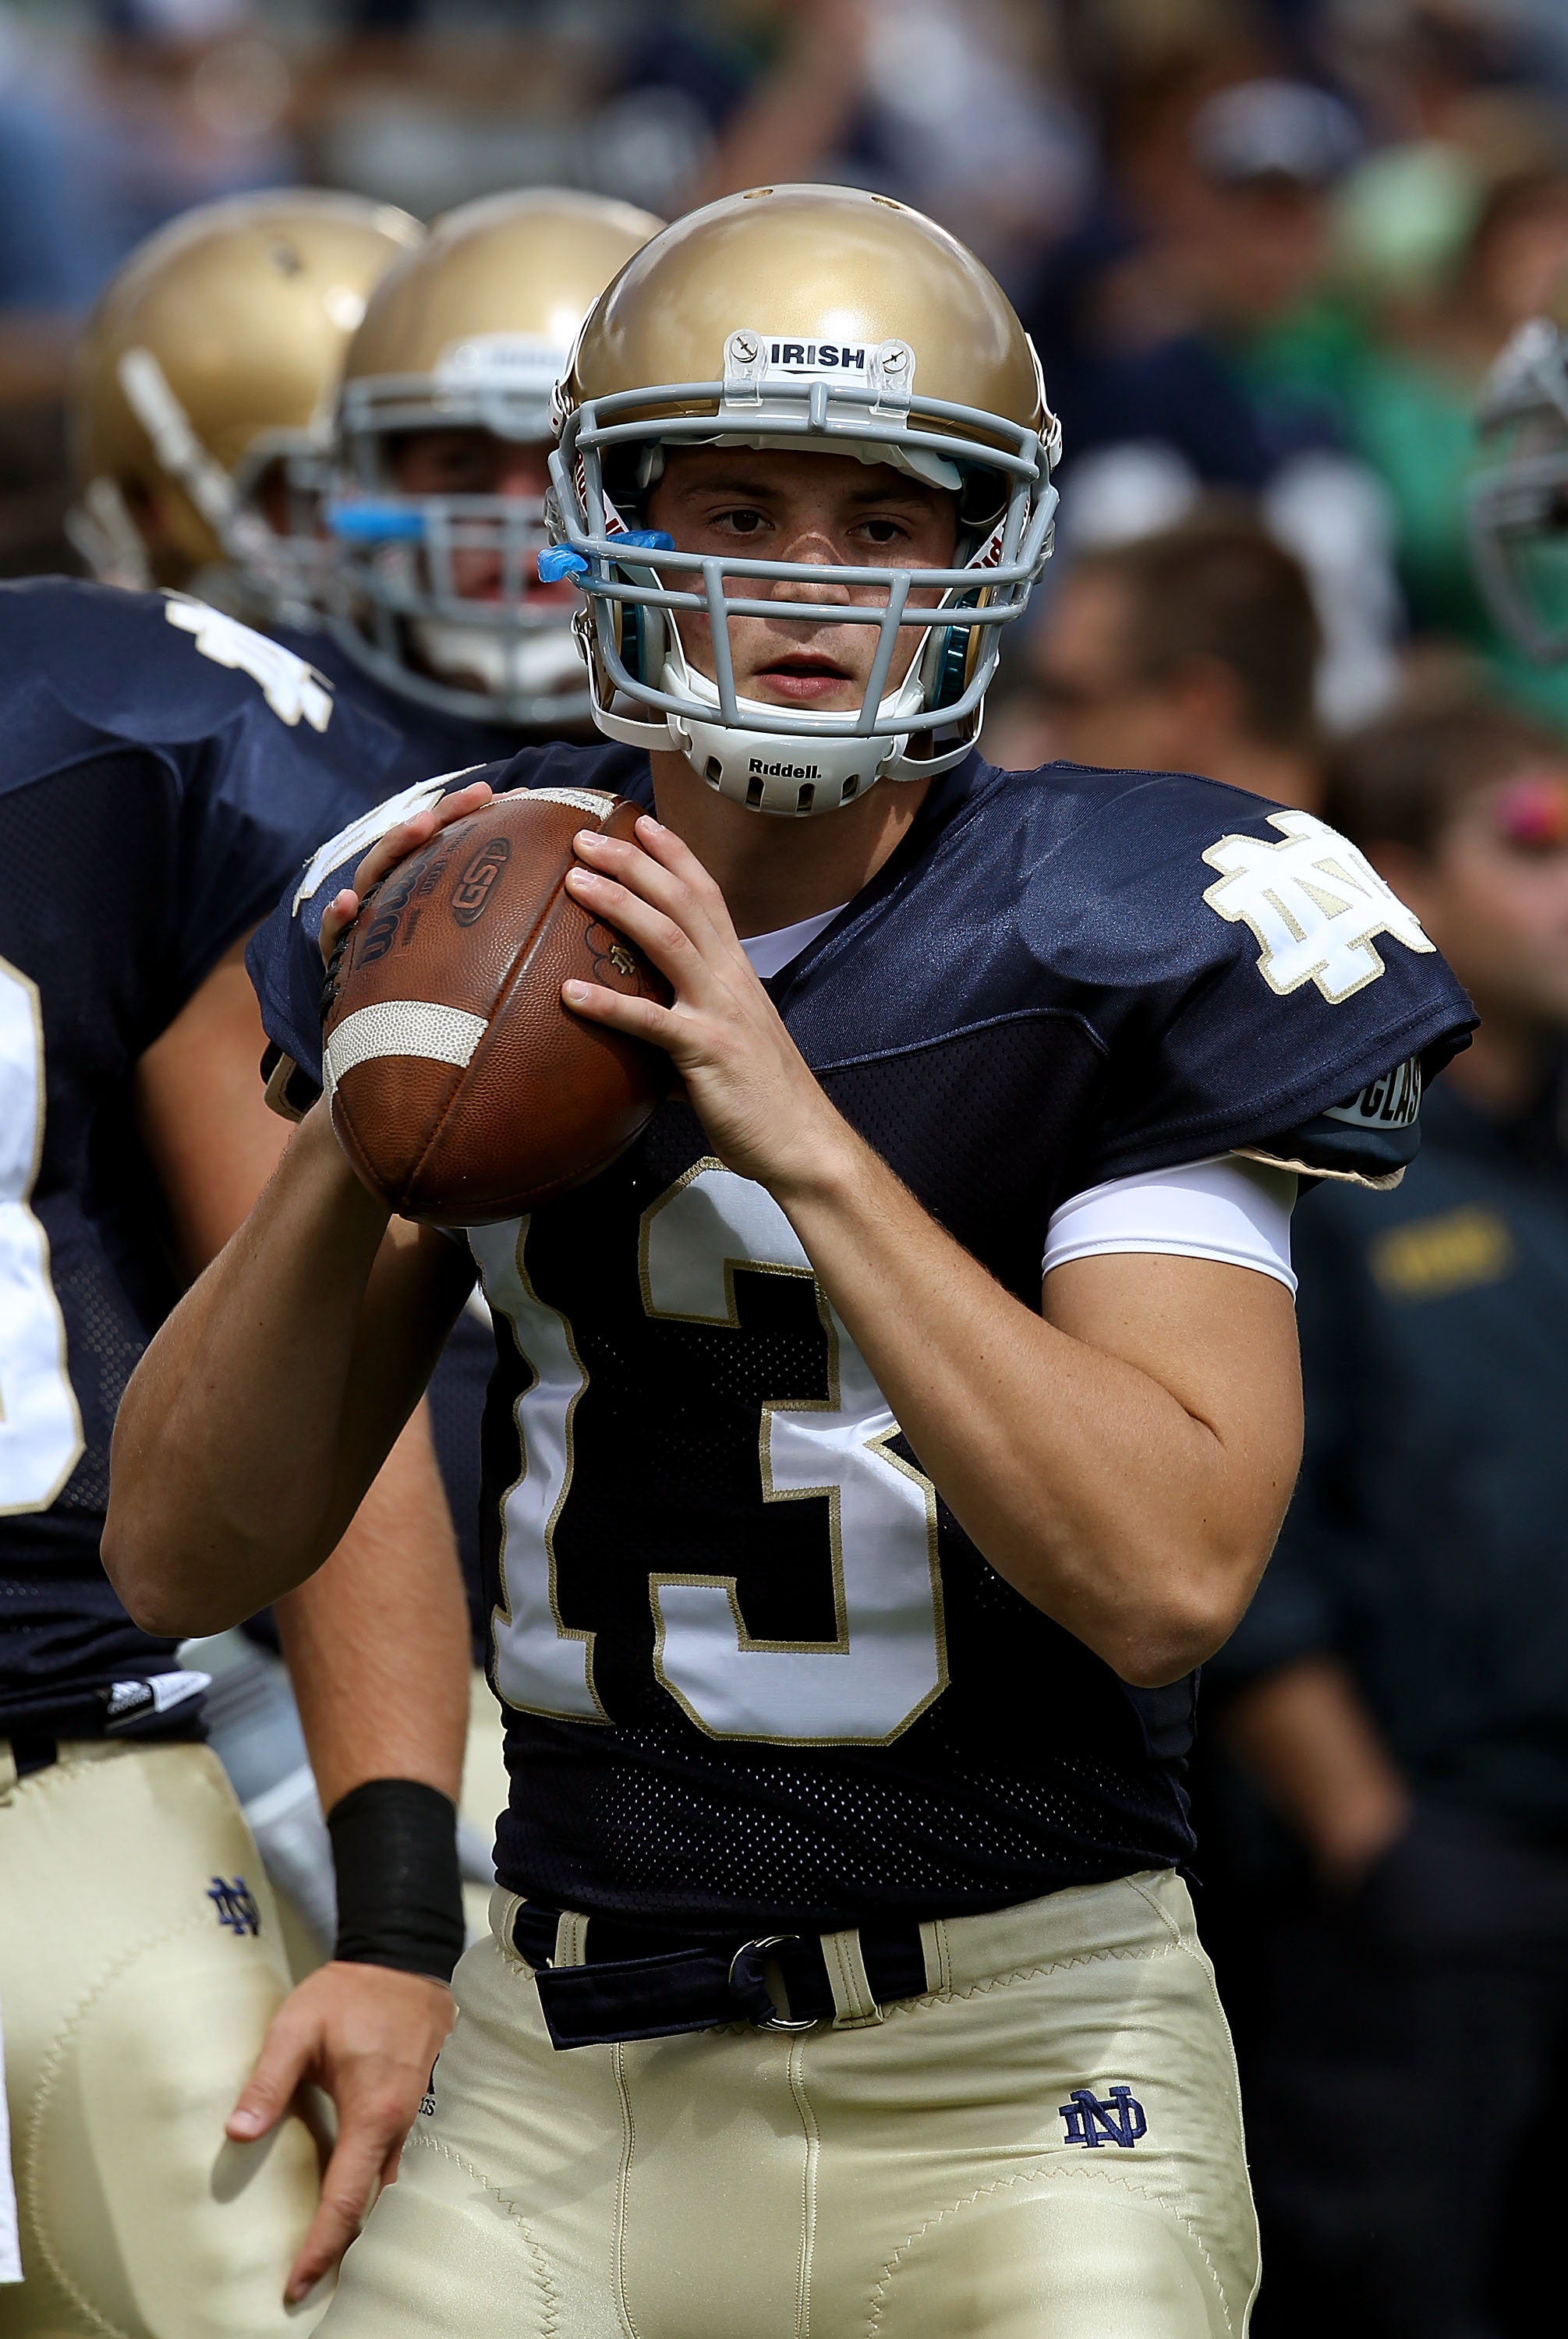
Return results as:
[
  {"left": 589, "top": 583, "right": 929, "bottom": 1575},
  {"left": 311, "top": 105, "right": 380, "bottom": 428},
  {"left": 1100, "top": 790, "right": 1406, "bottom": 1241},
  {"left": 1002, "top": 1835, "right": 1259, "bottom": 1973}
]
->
[{"left": 320, "top": 786, "right": 671, "bottom": 1223}]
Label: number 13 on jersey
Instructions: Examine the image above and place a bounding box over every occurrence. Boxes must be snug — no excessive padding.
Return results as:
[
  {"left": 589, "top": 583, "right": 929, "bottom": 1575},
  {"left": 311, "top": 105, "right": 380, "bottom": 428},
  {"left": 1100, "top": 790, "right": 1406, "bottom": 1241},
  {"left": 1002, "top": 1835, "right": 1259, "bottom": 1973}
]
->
[{"left": 470, "top": 1162, "right": 948, "bottom": 1746}]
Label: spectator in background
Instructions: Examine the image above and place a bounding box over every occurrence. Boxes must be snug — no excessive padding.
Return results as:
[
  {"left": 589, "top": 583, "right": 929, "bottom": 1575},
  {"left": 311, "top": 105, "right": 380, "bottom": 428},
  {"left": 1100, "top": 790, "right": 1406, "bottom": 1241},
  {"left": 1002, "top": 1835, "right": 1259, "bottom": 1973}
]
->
[
  {"left": 989, "top": 512, "right": 1322, "bottom": 808},
  {"left": 1208, "top": 697, "right": 1568, "bottom": 2339},
  {"left": 1028, "top": 56, "right": 1361, "bottom": 488}
]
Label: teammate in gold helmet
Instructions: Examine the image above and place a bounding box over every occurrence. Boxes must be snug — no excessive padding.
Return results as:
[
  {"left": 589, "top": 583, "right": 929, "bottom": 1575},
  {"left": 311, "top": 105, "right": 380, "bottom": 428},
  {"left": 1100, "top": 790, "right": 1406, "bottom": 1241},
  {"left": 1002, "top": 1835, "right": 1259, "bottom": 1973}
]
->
[
  {"left": 70, "top": 189, "right": 423, "bottom": 626},
  {"left": 323, "top": 189, "right": 664, "bottom": 734},
  {"left": 543, "top": 182, "right": 1060, "bottom": 814},
  {"left": 1471, "top": 276, "right": 1568, "bottom": 664}
]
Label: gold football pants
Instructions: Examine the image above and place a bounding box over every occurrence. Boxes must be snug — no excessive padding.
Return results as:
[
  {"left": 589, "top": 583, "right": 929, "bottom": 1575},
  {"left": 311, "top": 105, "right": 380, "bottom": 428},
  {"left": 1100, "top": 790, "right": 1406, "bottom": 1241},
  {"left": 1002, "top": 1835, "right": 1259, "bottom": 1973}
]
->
[
  {"left": 320, "top": 1864, "right": 1259, "bottom": 2337},
  {"left": 0, "top": 1737, "right": 327, "bottom": 2337}
]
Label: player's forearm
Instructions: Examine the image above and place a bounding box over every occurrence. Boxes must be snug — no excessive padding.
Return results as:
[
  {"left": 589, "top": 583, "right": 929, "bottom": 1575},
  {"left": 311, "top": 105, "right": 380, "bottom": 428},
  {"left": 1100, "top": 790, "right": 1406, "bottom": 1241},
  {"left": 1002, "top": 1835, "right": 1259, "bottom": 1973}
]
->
[
  {"left": 276, "top": 1401, "right": 469, "bottom": 1808},
  {"left": 105, "top": 1105, "right": 409, "bottom": 1631},
  {"left": 774, "top": 1115, "right": 1292, "bottom": 1685}
]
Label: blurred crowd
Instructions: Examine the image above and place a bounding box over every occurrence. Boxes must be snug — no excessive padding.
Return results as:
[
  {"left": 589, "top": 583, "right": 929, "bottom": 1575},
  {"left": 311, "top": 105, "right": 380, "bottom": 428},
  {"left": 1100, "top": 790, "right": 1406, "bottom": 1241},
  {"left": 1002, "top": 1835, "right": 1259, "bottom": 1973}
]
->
[
  {"left": 2, "top": 0, "right": 1568, "bottom": 725},
  {"left": 4, "top": 2, "right": 1568, "bottom": 2334}
]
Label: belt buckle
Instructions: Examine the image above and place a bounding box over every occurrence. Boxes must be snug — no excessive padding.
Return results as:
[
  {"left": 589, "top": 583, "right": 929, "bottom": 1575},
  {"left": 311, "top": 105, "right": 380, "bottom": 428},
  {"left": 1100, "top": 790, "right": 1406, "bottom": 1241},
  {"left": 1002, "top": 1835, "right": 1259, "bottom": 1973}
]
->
[{"left": 729, "top": 1933, "right": 814, "bottom": 2032}]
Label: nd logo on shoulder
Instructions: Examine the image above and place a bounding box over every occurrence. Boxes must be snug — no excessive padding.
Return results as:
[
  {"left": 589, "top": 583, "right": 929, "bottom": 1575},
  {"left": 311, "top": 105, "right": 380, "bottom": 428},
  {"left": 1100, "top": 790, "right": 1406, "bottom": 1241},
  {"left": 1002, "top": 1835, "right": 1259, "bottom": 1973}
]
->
[
  {"left": 163, "top": 593, "right": 334, "bottom": 733},
  {"left": 1202, "top": 810, "right": 1434, "bottom": 1003}
]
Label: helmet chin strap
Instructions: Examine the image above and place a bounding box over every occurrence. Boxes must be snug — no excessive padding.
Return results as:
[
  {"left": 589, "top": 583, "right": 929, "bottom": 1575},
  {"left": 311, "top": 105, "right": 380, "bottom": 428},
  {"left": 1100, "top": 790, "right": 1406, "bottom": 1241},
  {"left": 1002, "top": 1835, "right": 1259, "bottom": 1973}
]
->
[
  {"left": 410, "top": 617, "right": 585, "bottom": 699},
  {"left": 662, "top": 645, "right": 927, "bottom": 817}
]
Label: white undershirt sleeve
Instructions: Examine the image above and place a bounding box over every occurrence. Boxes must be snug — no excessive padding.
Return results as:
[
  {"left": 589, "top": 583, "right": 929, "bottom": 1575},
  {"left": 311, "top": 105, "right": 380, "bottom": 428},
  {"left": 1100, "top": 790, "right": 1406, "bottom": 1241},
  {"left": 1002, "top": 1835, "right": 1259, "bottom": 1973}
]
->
[{"left": 1041, "top": 1155, "right": 1298, "bottom": 1294}]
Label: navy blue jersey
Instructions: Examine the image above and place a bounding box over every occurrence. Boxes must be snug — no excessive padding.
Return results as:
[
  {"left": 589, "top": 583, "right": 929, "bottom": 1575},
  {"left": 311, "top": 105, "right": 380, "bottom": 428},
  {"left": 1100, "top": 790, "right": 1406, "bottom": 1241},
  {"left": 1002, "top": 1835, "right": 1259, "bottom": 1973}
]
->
[
  {"left": 252, "top": 742, "right": 1474, "bottom": 1933},
  {"left": 274, "top": 624, "right": 533, "bottom": 796},
  {"left": 0, "top": 580, "right": 406, "bottom": 1740}
]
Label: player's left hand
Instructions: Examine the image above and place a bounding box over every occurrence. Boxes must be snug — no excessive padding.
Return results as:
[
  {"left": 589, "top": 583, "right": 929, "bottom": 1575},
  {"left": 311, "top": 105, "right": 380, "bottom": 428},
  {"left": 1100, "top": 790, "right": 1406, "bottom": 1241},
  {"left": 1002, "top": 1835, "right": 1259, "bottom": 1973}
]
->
[
  {"left": 227, "top": 1959, "right": 455, "bottom": 2304},
  {"left": 562, "top": 814, "right": 846, "bottom": 1194}
]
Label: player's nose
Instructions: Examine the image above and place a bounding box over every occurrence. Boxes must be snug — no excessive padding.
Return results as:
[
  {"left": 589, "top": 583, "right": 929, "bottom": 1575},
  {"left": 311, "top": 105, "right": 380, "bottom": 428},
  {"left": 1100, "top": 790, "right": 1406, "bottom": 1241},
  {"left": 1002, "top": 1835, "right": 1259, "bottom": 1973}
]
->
[{"left": 769, "top": 540, "right": 852, "bottom": 605}]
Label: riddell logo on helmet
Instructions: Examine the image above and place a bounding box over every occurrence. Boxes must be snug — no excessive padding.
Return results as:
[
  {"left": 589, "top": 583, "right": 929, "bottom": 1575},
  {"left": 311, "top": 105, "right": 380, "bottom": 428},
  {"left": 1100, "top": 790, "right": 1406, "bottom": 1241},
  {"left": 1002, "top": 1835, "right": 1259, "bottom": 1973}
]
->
[{"left": 750, "top": 757, "right": 821, "bottom": 779}]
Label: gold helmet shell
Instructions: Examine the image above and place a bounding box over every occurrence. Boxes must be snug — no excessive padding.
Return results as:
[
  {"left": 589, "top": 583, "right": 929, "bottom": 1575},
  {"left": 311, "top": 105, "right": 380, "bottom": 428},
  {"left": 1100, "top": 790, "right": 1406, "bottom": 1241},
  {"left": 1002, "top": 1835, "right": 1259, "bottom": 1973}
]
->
[
  {"left": 340, "top": 188, "right": 667, "bottom": 439},
  {"left": 72, "top": 189, "right": 422, "bottom": 590},
  {"left": 562, "top": 182, "right": 1049, "bottom": 461}
]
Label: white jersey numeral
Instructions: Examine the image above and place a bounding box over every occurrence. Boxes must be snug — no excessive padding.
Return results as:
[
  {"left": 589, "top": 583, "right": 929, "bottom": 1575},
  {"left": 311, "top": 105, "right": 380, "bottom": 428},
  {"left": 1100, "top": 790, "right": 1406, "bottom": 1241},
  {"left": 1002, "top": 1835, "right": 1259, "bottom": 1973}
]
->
[
  {"left": 0, "top": 958, "right": 84, "bottom": 1514},
  {"left": 469, "top": 1217, "right": 603, "bottom": 1723},
  {"left": 472, "top": 1162, "right": 946, "bottom": 1746}
]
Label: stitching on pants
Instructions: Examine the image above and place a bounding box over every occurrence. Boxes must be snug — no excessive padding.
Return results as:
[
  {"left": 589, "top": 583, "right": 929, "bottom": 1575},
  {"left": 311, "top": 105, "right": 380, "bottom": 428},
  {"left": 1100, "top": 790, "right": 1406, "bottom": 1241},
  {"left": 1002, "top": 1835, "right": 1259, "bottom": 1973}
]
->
[
  {"left": 878, "top": 1935, "right": 1181, "bottom": 2017},
  {"left": 1127, "top": 1874, "right": 1191, "bottom": 1948},
  {"left": 787, "top": 2036, "right": 819, "bottom": 2339},
  {"left": 611, "top": 2041, "right": 641, "bottom": 2339},
  {"left": 404, "top": 2130, "right": 560, "bottom": 2336},
  {"left": 23, "top": 1908, "right": 222, "bottom": 2339},
  {"left": 917, "top": 1920, "right": 950, "bottom": 1996},
  {"left": 863, "top": 2159, "right": 1237, "bottom": 2339}
]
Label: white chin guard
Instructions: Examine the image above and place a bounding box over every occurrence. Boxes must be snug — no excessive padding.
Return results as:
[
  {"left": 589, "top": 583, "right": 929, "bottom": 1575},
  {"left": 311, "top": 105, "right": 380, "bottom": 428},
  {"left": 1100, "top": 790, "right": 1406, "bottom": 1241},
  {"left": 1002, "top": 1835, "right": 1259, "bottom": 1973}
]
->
[
  {"left": 410, "top": 617, "right": 586, "bottom": 701},
  {"left": 662, "top": 654, "right": 926, "bottom": 817}
]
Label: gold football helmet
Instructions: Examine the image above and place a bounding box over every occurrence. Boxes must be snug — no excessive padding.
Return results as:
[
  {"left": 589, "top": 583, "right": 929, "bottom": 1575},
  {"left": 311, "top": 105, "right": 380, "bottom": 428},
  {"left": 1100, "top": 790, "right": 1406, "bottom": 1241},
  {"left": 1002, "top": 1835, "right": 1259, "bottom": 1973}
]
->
[
  {"left": 324, "top": 188, "right": 663, "bottom": 727},
  {"left": 546, "top": 184, "right": 1061, "bottom": 815},
  {"left": 71, "top": 189, "right": 423, "bottom": 621}
]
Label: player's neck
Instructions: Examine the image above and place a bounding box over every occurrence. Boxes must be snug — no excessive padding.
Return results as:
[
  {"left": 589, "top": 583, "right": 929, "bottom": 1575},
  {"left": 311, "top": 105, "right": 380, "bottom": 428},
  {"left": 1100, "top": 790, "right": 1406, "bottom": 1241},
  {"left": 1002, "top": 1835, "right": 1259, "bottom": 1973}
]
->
[{"left": 648, "top": 749, "right": 933, "bottom": 939}]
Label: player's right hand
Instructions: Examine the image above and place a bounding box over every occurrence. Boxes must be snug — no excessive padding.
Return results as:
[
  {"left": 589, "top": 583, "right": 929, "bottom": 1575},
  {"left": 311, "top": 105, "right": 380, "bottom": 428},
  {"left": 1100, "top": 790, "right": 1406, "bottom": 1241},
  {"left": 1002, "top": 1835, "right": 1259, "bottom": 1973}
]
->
[
  {"left": 319, "top": 777, "right": 494, "bottom": 966},
  {"left": 227, "top": 1959, "right": 457, "bottom": 2304}
]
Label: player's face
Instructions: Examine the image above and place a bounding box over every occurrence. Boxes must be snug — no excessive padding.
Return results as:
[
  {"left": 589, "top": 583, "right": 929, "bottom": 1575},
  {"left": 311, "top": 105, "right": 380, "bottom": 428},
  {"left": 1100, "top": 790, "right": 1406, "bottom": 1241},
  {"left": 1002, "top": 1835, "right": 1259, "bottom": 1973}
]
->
[
  {"left": 389, "top": 429, "right": 572, "bottom": 607},
  {"left": 646, "top": 446, "right": 958, "bottom": 712},
  {"left": 1400, "top": 767, "right": 1568, "bottom": 1029}
]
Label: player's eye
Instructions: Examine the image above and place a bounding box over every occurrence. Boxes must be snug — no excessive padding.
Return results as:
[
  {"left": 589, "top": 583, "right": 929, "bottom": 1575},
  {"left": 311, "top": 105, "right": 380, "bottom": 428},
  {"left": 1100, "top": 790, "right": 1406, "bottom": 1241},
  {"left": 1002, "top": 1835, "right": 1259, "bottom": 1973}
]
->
[
  {"left": 857, "top": 515, "right": 911, "bottom": 546},
  {"left": 712, "top": 507, "right": 769, "bottom": 536}
]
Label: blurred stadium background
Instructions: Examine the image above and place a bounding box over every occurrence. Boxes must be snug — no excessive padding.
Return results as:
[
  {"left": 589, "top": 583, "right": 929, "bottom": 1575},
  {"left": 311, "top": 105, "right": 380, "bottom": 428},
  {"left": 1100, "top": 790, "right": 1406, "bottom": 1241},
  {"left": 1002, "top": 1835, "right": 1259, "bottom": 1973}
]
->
[{"left": 4, "top": 0, "right": 1568, "bottom": 745}]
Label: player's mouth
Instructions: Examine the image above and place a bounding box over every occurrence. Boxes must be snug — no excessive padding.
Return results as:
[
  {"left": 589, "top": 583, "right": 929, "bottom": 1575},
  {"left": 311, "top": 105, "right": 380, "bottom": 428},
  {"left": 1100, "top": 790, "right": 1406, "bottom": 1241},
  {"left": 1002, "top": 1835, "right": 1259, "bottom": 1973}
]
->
[{"left": 752, "top": 652, "right": 859, "bottom": 706}]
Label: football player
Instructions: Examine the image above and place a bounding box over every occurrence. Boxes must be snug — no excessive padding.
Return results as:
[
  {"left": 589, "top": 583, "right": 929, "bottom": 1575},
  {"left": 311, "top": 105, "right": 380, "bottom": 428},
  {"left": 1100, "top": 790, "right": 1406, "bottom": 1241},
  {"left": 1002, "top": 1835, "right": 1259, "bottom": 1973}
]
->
[
  {"left": 70, "top": 188, "right": 425, "bottom": 626},
  {"left": 0, "top": 582, "right": 470, "bottom": 2334},
  {"left": 73, "top": 189, "right": 663, "bottom": 1935},
  {"left": 107, "top": 188, "right": 1473, "bottom": 2337},
  {"left": 68, "top": 187, "right": 443, "bottom": 1959},
  {"left": 314, "top": 187, "right": 665, "bottom": 780},
  {"left": 1470, "top": 287, "right": 1568, "bottom": 667}
]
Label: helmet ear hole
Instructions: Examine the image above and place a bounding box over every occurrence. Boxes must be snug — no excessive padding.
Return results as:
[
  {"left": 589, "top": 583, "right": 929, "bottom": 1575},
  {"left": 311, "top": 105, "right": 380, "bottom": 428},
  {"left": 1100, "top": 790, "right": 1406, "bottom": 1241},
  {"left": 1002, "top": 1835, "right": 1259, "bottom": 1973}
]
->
[{"left": 957, "top": 465, "right": 1007, "bottom": 535}]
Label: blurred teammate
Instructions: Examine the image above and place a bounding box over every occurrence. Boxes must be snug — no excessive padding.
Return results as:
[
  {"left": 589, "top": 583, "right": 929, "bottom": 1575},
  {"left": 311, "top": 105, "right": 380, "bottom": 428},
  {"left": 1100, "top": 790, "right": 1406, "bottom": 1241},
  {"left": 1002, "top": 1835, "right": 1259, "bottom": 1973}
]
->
[
  {"left": 69, "top": 190, "right": 441, "bottom": 1951},
  {"left": 1000, "top": 513, "right": 1322, "bottom": 807},
  {"left": 1209, "top": 696, "right": 1568, "bottom": 2339},
  {"left": 109, "top": 186, "right": 1470, "bottom": 2338},
  {"left": 70, "top": 189, "right": 424, "bottom": 627},
  {"left": 70, "top": 187, "right": 659, "bottom": 1934},
  {"left": 0, "top": 581, "right": 469, "bottom": 2333},
  {"left": 317, "top": 189, "right": 664, "bottom": 778}
]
